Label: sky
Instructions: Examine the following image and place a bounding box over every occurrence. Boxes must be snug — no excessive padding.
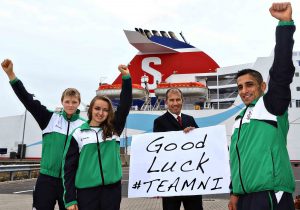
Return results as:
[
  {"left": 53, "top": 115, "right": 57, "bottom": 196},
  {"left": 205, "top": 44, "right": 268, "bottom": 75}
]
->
[{"left": 0, "top": 0, "right": 299, "bottom": 117}]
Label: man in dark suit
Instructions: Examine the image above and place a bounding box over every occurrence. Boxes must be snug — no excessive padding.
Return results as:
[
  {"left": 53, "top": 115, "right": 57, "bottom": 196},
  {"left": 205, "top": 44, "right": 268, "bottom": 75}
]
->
[{"left": 153, "top": 88, "right": 203, "bottom": 210}]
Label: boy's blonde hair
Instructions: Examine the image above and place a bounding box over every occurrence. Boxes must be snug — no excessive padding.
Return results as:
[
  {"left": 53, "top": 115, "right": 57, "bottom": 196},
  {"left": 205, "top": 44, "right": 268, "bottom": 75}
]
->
[{"left": 61, "top": 88, "right": 81, "bottom": 103}]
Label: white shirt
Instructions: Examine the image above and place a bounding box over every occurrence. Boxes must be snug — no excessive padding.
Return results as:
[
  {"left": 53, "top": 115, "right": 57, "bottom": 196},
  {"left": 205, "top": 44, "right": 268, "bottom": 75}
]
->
[{"left": 167, "top": 110, "right": 181, "bottom": 120}]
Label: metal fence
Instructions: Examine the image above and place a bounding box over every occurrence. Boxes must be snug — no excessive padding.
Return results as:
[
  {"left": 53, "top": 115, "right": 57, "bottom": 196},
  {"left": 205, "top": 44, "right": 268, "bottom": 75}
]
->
[{"left": 0, "top": 164, "right": 40, "bottom": 181}]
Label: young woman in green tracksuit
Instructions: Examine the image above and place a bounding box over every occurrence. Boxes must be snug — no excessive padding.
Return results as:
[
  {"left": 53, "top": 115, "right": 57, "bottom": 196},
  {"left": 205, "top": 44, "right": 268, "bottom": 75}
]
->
[
  {"left": 62, "top": 65, "right": 132, "bottom": 210},
  {"left": 1, "top": 59, "right": 85, "bottom": 210}
]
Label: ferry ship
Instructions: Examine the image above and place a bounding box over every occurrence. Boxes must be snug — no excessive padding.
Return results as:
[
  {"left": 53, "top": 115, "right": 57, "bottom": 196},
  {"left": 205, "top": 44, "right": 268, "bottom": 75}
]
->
[{"left": 1, "top": 28, "right": 299, "bottom": 162}]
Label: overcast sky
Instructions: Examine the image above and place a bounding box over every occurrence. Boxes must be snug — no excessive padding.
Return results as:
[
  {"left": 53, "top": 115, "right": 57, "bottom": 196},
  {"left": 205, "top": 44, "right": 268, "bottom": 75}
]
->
[{"left": 0, "top": 0, "right": 299, "bottom": 117}]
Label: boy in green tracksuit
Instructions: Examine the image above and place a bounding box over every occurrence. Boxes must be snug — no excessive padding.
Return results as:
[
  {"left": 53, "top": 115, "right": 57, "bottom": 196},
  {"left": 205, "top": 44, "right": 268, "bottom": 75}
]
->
[
  {"left": 228, "top": 2, "right": 296, "bottom": 210},
  {"left": 1, "top": 59, "right": 85, "bottom": 210}
]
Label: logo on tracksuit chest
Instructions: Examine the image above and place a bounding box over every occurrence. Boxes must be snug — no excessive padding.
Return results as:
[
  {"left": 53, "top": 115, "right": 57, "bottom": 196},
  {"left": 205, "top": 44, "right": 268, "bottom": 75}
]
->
[
  {"left": 81, "top": 137, "right": 90, "bottom": 142},
  {"left": 246, "top": 110, "right": 253, "bottom": 120}
]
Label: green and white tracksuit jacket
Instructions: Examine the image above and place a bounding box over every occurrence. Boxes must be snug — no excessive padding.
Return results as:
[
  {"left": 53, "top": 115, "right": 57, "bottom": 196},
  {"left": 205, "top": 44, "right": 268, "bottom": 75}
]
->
[
  {"left": 62, "top": 76, "right": 132, "bottom": 208},
  {"left": 10, "top": 78, "right": 85, "bottom": 178},
  {"left": 230, "top": 23, "right": 296, "bottom": 195}
]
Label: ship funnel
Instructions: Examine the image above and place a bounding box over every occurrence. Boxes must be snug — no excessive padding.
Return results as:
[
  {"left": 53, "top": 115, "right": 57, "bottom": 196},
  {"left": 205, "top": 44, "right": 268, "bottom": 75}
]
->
[
  {"left": 138, "top": 28, "right": 146, "bottom": 36},
  {"left": 144, "top": 29, "right": 153, "bottom": 39},
  {"left": 160, "top": 31, "right": 169, "bottom": 38},
  {"left": 151, "top": 30, "right": 160, "bottom": 36},
  {"left": 168, "top": 31, "right": 178, "bottom": 40}
]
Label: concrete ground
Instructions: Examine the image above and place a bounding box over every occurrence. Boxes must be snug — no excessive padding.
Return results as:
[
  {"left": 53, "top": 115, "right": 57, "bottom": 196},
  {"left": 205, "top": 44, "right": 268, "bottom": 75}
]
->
[{"left": 0, "top": 194, "right": 228, "bottom": 210}]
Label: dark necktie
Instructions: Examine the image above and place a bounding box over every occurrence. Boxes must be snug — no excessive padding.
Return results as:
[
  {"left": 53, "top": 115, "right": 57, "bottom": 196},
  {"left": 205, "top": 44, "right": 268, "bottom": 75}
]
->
[{"left": 177, "top": 115, "right": 182, "bottom": 126}]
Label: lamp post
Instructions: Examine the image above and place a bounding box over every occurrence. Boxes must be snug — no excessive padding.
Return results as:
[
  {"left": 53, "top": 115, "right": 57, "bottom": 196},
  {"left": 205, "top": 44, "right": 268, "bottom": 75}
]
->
[
  {"left": 20, "top": 109, "right": 27, "bottom": 161},
  {"left": 20, "top": 94, "right": 34, "bottom": 160}
]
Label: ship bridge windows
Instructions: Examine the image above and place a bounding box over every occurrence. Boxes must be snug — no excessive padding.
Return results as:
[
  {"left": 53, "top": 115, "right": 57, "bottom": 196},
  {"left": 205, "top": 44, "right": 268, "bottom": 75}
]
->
[
  {"left": 209, "top": 87, "right": 238, "bottom": 100},
  {"left": 218, "top": 73, "right": 236, "bottom": 85},
  {"left": 201, "top": 74, "right": 237, "bottom": 86},
  {"left": 198, "top": 76, "right": 216, "bottom": 86},
  {"left": 295, "top": 72, "right": 299, "bottom": 77},
  {"left": 297, "top": 87, "right": 300, "bottom": 91},
  {"left": 296, "top": 100, "right": 300, "bottom": 108},
  {"left": 219, "top": 74, "right": 236, "bottom": 79}
]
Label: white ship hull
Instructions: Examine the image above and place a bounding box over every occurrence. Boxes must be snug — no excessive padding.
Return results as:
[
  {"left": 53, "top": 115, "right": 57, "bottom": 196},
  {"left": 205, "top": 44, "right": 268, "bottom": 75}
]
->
[{"left": 1, "top": 101, "right": 298, "bottom": 162}]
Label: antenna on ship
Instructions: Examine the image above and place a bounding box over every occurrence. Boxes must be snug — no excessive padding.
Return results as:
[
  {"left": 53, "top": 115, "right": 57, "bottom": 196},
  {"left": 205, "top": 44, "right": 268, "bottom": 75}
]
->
[{"left": 179, "top": 32, "right": 188, "bottom": 44}]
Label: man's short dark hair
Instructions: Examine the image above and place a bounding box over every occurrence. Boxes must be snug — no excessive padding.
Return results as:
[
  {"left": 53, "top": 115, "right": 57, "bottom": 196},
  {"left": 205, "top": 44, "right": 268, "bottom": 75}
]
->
[
  {"left": 165, "top": 88, "right": 183, "bottom": 100},
  {"left": 236, "top": 69, "right": 263, "bottom": 84}
]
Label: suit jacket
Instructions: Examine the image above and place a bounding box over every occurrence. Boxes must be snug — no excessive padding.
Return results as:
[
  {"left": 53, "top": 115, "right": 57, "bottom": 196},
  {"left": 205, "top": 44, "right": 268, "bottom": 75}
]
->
[{"left": 153, "top": 111, "right": 198, "bottom": 132}]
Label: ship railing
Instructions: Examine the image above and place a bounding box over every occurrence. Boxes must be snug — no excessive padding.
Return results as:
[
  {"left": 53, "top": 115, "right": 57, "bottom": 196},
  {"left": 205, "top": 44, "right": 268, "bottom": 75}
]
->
[
  {"left": 220, "top": 78, "right": 236, "bottom": 85},
  {"left": 0, "top": 164, "right": 40, "bottom": 181},
  {"left": 227, "top": 90, "right": 238, "bottom": 98},
  {"left": 130, "top": 105, "right": 139, "bottom": 111},
  {"left": 146, "top": 104, "right": 205, "bottom": 111},
  {"left": 141, "top": 97, "right": 153, "bottom": 111},
  {"left": 211, "top": 103, "right": 233, "bottom": 109},
  {"left": 153, "top": 98, "right": 163, "bottom": 110},
  {"left": 182, "top": 104, "right": 195, "bottom": 110}
]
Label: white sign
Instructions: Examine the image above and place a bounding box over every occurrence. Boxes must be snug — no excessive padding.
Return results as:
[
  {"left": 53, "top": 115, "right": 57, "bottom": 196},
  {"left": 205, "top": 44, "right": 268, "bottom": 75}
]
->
[{"left": 128, "top": 125, "right": 230, "bottom": 198}]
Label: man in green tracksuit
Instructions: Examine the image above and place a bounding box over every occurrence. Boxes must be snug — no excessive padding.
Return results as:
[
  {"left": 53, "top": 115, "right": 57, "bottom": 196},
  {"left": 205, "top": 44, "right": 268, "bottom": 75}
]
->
[{"left": 228, "top": 2, "right": 296, "bottom": 210}]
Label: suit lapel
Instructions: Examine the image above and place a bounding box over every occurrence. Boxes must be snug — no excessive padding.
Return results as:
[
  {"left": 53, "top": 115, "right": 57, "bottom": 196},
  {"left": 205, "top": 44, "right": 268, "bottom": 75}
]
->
[
  {"left": 181, "top": 114, "right": 197, "bottom": 128},
  {"left": 164, "top": 111, "right": 182, "bottom": 129},
  {"left": 181, "top": 114, "right": 186, "bottom": 127}
]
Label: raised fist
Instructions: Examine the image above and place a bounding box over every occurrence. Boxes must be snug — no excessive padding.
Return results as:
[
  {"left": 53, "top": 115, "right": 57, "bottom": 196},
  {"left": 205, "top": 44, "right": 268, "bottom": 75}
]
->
[
  {"left": 1, "top": 59, "right": 13, "bottom": 74},
  {"left": 118, "top": 64, "right": 130, "bottom": 76},
  {"left": 269, "top": 2, "right": 292, "bottom": 21}
]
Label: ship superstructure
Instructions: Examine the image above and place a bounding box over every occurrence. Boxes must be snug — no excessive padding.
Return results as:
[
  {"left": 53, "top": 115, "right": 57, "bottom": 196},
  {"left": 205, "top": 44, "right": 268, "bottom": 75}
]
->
[{"left": 97, "top": 28, "right": 300, "bottom": 161}]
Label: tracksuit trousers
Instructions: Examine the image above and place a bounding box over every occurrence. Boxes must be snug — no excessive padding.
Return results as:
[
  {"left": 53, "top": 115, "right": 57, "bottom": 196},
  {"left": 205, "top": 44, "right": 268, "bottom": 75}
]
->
[
  {"left": 237, "top": 191, "right": 294, "bottom": 210},
  {"left": 162, "top": 195, "right": 203, "bottom": 210},
  {"left": 33, "top": 174, "right": 66, "bottom": 210},
  {"left": 77, "top": 181, "right": 121, "bottom": 210}
]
